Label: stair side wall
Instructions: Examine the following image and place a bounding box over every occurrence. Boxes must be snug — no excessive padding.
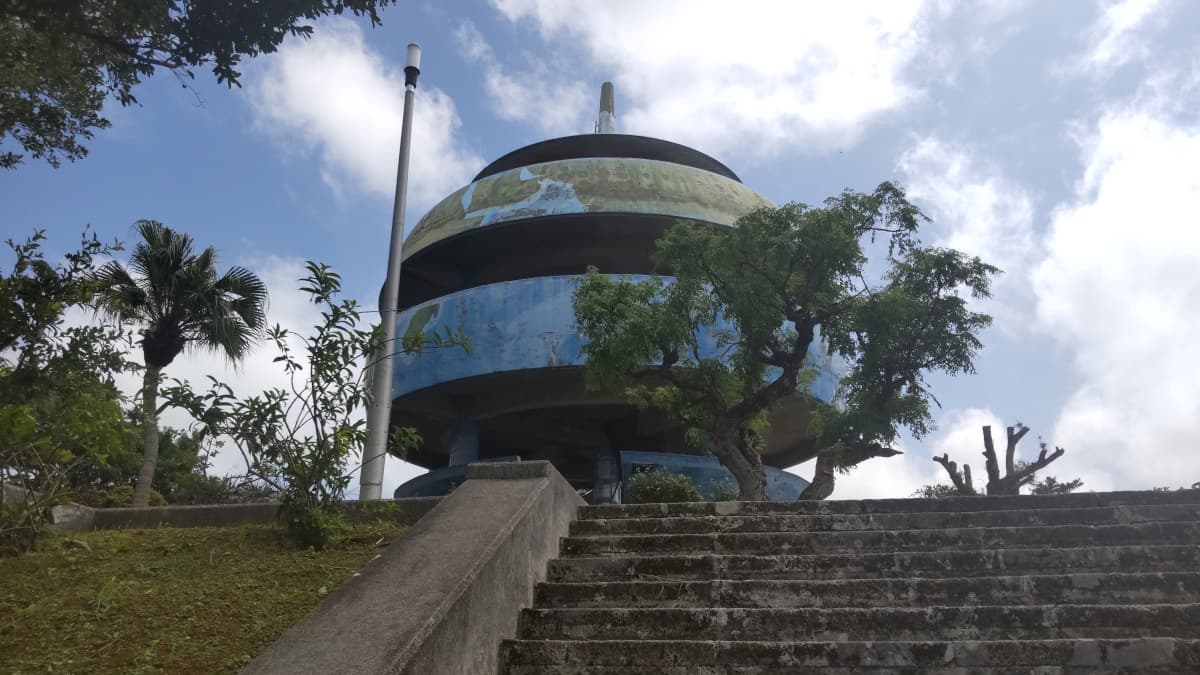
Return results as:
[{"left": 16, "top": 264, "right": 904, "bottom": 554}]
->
[{"left": 242, "top": 460, "right": 583, "bottom": 675}]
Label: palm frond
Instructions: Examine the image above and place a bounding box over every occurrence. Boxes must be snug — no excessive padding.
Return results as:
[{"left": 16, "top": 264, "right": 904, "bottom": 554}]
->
[
  {"left": 91, "top": 260, "right": 146, "bottom": 320},
  {"left": 91, "top": 220, "right": 270, "bottom": 367},
  {"left": 215, "top": 266, "right": 269, "bottom": 330}
]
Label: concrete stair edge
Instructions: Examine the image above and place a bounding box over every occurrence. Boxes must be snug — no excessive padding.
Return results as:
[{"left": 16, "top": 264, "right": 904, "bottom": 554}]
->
[
  {"left": 569, "top": 503, "right": 1200, "bottom": 535},
  {"left": 533, "top": 572, "right": 1200, "bottom": 608},
  {"left": 577, "top": 489, "right": 1200, "bottom": 520}
]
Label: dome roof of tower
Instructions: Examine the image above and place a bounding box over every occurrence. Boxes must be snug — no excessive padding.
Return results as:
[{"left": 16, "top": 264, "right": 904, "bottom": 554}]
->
[{"left": 473, "top": 134, "right": 741, "bottom": 183}]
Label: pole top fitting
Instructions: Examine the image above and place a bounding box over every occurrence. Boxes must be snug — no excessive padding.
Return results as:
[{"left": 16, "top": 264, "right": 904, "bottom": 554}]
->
[{"left": 405, "top": 43, "right": 421, "bottom": 87}]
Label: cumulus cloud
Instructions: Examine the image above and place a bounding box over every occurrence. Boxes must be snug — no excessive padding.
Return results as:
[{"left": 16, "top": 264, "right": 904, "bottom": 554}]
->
[
  {"left": 897, "top": 137, "right": 1037, "bottom": 324},
  {"left": 799, "top": 452, "right": 941, "bottom": 501},
  {"left": 787, "top": 437, "right": 938, "bottom": 501},
  {"left": 930, "top": 408, "right": 1007, "bottom": 455},
  {"left": 455, "top": 20, "right": 590, "bottom": 136},
  {"left": 1076, "top": 0, "right": 1168, "bottom": 76},
  {"left": 246, "top": 18, "right": 483, "bottom": 214},
  {"left": 488, "top": 0, "right": 933, "bottom": 158},
  {"left": 1031, "top": 95, "right": 1200, "bottom": 491}
]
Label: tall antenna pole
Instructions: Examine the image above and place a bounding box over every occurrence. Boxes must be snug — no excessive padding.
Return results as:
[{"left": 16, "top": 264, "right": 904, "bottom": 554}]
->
[{"left": 360, "top": 43, "right": 421, "bottom": 501}]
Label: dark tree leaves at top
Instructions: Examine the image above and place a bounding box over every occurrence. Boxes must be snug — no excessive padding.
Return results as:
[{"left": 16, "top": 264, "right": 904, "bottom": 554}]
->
[{"left": 0, "top": 0, "right": 394, "bottom": 168}]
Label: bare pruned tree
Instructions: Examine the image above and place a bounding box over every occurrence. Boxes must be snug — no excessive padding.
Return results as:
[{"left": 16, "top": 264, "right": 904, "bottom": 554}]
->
[{"left": 932, "top": 423, "right": 1071, "bottom": 496}]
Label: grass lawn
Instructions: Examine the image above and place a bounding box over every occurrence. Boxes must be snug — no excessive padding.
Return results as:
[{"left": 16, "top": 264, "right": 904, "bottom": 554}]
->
[{"left": 0, "top": 523, "right": 405, "bottom": 674}]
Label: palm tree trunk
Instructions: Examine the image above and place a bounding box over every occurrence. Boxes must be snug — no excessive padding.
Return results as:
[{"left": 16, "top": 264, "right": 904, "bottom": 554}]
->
[{"left": 133, "top": 365, "right": 161, "bottom": 507}]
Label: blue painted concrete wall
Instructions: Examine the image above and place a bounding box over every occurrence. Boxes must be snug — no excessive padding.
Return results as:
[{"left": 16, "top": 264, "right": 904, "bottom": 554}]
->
[{"left": 392, "top": 275, "right": 843, "bottom": 402}]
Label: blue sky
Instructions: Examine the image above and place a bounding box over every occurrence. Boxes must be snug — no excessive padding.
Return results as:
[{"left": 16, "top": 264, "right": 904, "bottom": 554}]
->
[{"left": 4, "top": 0, "right": 1199, "bottom": 498}]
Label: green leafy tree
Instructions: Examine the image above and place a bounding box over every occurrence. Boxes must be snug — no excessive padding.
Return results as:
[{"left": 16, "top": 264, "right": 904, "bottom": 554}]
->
[
  {"left": 1, "top": 230, "right": 137, "bottom": 553},
  {"left": 574, "top": 183, "right": 997, "bottom": 501},
  {"left": 168, "top": 262, "right": 466, "bottom": 548},
  {"left": 0, "top": 0, "right": 394, "bottom": 168},
  {"left": 147, "top": 427, "right": 225, "bottom": 503},
  {"left": 92, "top": 220, "right": 267, "bottom": 507}
]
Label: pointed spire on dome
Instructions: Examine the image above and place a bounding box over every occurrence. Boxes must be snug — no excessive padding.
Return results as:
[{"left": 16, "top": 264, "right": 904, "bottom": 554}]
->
[{"left": 596, "top": 81, "right": 616, "bottom": 134}]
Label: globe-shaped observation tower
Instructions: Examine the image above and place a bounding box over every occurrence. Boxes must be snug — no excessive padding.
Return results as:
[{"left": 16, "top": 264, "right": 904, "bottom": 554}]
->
[{"left": 389, "top": 85, "right": 842, "bottom": 502}]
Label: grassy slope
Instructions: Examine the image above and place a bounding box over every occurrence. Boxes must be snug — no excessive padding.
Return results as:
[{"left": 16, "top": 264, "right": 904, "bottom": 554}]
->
[{"left": 0, "top": 524, "right": 405, "bottom": 674}]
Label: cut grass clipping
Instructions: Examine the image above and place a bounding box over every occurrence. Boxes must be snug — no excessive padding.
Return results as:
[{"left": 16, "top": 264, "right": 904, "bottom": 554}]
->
[{"left": 0, "top": 523, "right": 404, "bottom": 674}]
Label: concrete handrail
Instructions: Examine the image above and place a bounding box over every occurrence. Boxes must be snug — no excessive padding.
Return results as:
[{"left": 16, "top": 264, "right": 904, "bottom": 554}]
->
[{"left": 242, "top": 460, "right": 584, "bottom": 675}]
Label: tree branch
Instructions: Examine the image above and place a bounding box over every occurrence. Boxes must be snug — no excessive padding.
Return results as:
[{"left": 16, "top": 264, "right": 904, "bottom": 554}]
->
[
  {"left": 1006, "top": 443, "right": 1066, "bottom": 486},
  {"left": 1005, "top": 423, "right": 1030, "bottom": 475},
  {"left": 981, "top": 425, "right": 1001, "bottom": 484},
  {"left": 933, "top": 453, "right": 976, "bottom": 495}
]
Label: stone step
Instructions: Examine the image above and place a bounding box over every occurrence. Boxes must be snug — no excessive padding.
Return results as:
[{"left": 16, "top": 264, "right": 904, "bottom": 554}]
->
[
  {"left": 502, "top": 638, "right": 1200, "bottom": 672},
  {"left": 560, "top": 521, "right": 1200, "bottom": 557},
  {"left": 508, "top": 666, "right": 1188, "bottom": 675},
  {"left": 578, "top": 489, "right": 1200, "bottom": 521},
  {"left": 547, "top": 545, "right": 1200, "bottom": 582},
  {"left": 517, "top": 604, "right": 1200, "bottom": 642},
  {"left": 533, "top": 572, "right": 1200, "bottom": 609},
  {"left": 570, "top": 503, "right": 1200, "bottom": 536}
]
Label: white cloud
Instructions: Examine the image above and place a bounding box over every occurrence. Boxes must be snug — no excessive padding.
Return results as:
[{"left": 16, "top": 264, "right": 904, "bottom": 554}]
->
[
  {"left": 488, "top": 0, "right": 933, "bottom": 158},
  {"left": 455, "top": 20, "right": 590, "bottom": 136},
  {"left": 1078, "top": 0, "right": 1167, "bottom": 75},
  {"left": 788, "top": 438, "right": 939, "bottom": 501},
  {"left": 246, "top": 18, "right": 483, "bottom": 215},
  {"left": 930, "top": 407, "right": 1008, "bottom": 459},
  {"left": 897, "top": 137, "right": 1037, "bottom": 324},
  {"left": 1031, "top": 96, "right": 1200, "bottom": 492},
  {"left": 917, "top": 0, "right": 1033, "bottom": 86}
]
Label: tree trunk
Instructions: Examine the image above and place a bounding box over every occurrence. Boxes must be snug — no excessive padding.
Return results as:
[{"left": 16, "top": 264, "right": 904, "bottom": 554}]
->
[
  {"left": 798, "top": 453, "right": 836, "bottom": 500},
  {"left": 133, "top": 365, "right": 161, "bottom": 507},
  {"left": 720, "top": 446, "right": 768, "bottom": 499},
  {"left": 733, "top": 449, "right": 767, "bottom": 501},
  {"left": 711, "top": 426, "right": 767, "bottom": 501}
]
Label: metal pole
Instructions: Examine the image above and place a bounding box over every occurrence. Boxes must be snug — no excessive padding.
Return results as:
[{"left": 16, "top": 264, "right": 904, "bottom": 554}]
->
[{"left": 360, "top": 43, "right": 421, "bottom": 500}]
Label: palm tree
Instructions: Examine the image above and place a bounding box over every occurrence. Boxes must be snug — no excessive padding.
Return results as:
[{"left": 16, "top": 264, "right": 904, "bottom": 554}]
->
[{"left": 94, "top": 221, "right": 268, "bottom": 506}]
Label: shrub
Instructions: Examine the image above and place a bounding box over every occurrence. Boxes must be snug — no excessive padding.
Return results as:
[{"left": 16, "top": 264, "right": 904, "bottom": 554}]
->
[
  {"left": 280, "top": 503, "right": 349, "bottom": 550},
  {"left": 101, "top": 485, "right": 166, "bottom": 507},
  {"left": 628, "top": 469, "right": 702, "bottom": 504},
  {"left": 710, "top": 479, "right": 740, "bottom": 502},
  {"left": 1, "top": 501, "right": 41, "bottom": 555}
]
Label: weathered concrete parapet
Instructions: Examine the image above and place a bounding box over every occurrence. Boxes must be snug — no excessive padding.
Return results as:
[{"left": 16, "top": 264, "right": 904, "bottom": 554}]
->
[
  {"left": 84, "top": 497, "right": 441, "bottom": 531},
  {"left": 2, "top": 482, "right": 97, "bottom": 531},
  {"left": 243, "top": 460, "right": 584, "bottom": 675}
]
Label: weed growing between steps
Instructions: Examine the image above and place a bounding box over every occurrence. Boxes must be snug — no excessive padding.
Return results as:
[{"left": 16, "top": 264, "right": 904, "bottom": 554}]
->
[{"left": 0, "top": 523, "right": 405, "bottom": 673}]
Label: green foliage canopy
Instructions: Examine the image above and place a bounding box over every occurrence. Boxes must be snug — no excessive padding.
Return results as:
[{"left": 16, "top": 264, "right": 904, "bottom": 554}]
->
[
  {"left": 574, "top": 183, "right": 999, "bottom": 500},
  {"left": 0, "top": 230, "right": 139, "bottom": 552},
  {"left": 0, "top": 0, "right": 394, "bottom": 168},
  {"left": 168, "top": 262, "right": 467, "bottom": 548}
]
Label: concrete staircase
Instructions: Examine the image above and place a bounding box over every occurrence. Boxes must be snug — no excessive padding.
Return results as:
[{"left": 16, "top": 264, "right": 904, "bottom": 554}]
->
[{"left": 502, "top": 490, "right": 1200, "bottom": 673}]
